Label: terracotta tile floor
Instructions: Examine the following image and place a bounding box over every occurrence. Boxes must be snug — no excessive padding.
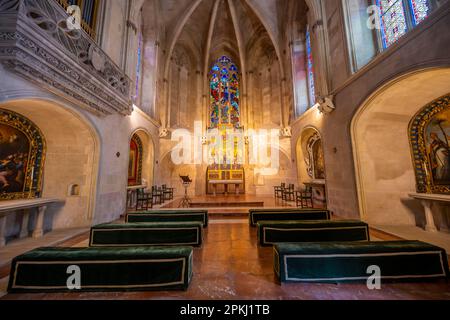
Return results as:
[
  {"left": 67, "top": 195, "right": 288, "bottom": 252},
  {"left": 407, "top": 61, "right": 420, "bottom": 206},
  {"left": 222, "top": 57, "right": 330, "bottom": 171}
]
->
[{"left": 2, "top": 220, "right": 450, "bottom": 300}]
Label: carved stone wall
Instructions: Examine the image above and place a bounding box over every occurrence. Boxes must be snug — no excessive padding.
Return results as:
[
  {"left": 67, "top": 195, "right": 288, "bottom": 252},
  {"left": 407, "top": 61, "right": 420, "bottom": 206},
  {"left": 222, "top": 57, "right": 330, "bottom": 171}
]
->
[{"left": 0, "top": 0, "right": 132, "bottom": 116}]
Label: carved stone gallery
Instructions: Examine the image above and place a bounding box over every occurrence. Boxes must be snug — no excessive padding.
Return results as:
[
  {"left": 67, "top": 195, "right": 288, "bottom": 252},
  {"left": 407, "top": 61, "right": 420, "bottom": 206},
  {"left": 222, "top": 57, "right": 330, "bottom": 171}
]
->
[{"left": 0, "top": 0, "right": 449, "bottom": 303}]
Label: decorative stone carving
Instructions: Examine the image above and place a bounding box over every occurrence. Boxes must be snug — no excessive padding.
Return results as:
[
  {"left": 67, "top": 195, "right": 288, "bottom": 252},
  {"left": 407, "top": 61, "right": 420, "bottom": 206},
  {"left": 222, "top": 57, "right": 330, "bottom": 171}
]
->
[
  {"left": 0, "top": 0, "right": 132, "bottom": 116},
  {"left": 280, "top": 126, "right": 292, "bottom": 138},
  {"left": 88, "top": 44, "right": 105, "bottom": 72},
  {"left": 317, "top": 95, "right": 335, "bottom": 114},
  {"left": 159, "top": 127, "right": 170, "bottom": 139}
]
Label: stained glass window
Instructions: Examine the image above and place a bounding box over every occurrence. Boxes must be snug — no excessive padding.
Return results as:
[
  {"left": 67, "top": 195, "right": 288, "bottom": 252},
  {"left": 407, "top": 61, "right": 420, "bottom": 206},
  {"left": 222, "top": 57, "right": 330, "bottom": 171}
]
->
[
  {"left": 409, "top": 0, "right": 430, "bottom": 25},
  {"left": 134, "top": 32, "right": 142, "bottom": 102},
  {"left": 209, "top": 56, "right": 240, "bottom": 128},
  {"left": 306, "top": 27, "right": 316, "bottom": 106},
  {"left": 377, "top": 0, "right": 408, "bottom": 48}
]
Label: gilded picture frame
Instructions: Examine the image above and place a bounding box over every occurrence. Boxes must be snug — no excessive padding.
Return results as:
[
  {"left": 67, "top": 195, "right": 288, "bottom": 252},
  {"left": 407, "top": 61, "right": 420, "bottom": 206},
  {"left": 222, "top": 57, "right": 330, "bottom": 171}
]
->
[{"left": 0, "top": 109, "right": 46, "bottom": 200}]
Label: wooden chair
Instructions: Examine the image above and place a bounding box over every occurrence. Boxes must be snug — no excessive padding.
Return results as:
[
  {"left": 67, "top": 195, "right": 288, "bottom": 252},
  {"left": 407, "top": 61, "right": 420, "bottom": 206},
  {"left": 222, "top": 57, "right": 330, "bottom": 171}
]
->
[
  {"left": 274, "top": 183, "right": 286, "bottom": 199},
  {"left": 162, "top": 184, "right": 174, "bottom": 201},
  {"left": 152, "top": 186, "right": 163, "bottom": 205},
  {"left": 282, "top": 184, "right": 296, "bottom": 202},
  {"left": 135, "top": 188, "right": 153, "bottom": 211},
  {"left": 296, "top": 186, "right": 313, "bottom": 208}
]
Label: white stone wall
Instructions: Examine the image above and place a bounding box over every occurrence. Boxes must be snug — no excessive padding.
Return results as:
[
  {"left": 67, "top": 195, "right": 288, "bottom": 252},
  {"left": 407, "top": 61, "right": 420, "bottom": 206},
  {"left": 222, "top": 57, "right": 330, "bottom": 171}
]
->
[
  {"left": 291, "top": 2, "right": 450, "bottom": 220},
  {"left": 0, "top": 66, "right": 160, "bottom": 236}
]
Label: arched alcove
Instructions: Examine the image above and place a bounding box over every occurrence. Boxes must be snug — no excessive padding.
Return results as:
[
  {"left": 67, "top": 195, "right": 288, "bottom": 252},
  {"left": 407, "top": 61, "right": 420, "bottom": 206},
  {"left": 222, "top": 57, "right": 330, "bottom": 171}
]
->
[
  {"left": 352, "top": 68, "right": 450, "bottom": 227},
  {"left": 296, "top": 127, "right": 326, "bottom": 183},
  {"left": 0, "top": 99, "right": 99, "bottom": 236},
  {"left": 129, "top": 129, "right": 155, "bottom": 188}
]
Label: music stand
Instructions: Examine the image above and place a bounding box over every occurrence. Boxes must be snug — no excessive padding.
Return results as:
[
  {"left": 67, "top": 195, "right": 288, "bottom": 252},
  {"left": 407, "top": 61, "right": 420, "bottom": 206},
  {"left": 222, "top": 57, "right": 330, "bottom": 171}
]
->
[{"left": 179, "top": 175, "right": 192, "bottom": 208}]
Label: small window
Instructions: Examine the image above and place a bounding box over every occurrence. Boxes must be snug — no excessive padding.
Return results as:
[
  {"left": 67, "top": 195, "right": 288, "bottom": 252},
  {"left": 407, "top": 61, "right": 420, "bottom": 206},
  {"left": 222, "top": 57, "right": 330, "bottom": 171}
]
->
[{"left": 68, "top": 184, "right": 80, "bottom": 196}]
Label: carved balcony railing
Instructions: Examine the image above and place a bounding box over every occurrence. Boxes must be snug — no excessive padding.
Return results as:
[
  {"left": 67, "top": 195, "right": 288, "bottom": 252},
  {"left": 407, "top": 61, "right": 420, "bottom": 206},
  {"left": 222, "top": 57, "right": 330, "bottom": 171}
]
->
[{"left": 0, "top": 0, "right": 132, "bottom": 116}]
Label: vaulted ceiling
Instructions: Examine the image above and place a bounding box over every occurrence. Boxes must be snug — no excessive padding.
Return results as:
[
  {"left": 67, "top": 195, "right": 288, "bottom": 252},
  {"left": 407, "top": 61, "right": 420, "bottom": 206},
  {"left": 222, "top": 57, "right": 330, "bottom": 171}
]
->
[{"left": 142, "top": 0, "right": 309, "bottom": 79}]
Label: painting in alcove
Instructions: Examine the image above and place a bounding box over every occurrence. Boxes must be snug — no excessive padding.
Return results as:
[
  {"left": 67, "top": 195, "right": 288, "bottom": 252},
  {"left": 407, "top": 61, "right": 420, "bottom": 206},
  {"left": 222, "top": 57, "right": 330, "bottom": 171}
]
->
[
  {"left": 128, "top": 134, "right": 143, "bottom": 186},
  {"left": 312, "top": 140, "right": 326, "bottom": 180},
  {"left": 426, "top": 109, "right": 450, "bottom": 185},
  {"left": 0, "top": 124, "right": 30, "bottom": 194}
]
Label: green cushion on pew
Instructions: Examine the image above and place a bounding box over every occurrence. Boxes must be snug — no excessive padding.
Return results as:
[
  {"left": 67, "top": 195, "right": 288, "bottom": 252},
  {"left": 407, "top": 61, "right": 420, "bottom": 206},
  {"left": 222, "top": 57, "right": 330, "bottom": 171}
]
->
[
  {"left": 90, "top": 222, "right": 203, "bottom": 247},
  {"left": 8, "top": 246, "right": 193, "bottom": 292},
  {"left": 274, "top": 241, "right": 449, "bottom": 283},
  {"left": 257, "top": 220, "right": 370, "bottom": 246},
  {"left": 127, "top": 210, "right": 208, "bottom": 227},
  {"left": 249, "top": 209, "right": 330, "bottom": 226}
]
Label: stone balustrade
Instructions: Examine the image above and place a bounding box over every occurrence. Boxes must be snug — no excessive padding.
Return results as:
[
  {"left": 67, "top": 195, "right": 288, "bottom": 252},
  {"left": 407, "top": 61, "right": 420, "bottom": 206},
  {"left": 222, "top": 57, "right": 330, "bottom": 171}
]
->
[{"left": 0, "top": 0, "right": 132, "bottom": 116}]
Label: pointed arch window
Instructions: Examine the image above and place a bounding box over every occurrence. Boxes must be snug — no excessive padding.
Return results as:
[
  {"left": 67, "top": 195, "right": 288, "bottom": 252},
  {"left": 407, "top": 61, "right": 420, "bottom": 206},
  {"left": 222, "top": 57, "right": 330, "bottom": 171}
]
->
[
  {"left": 306, "top": 27, "right": 316, "bottom": 106},
  {"left": 209, "top": 56, "right": 241, "bottom": 129},
  {"left": 134, "top": 31, "right": 143, "bottom": 103}
]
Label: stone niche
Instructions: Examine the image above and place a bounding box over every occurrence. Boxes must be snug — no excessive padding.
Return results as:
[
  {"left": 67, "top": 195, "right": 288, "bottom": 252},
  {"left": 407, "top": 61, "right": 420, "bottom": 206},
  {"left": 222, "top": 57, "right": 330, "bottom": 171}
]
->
[{"left": 1, "top": 100, "right": 98, "bottom": 241}]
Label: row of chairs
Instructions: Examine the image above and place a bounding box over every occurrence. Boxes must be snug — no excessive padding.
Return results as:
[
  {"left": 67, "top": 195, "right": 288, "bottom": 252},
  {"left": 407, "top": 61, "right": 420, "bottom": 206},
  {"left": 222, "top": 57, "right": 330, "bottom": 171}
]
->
[
  {"left": 274, "top": 183, "right": 313, "bottom": 208},
  {"left": 135, "top": 185, "right": 175, "bottom": 211}
]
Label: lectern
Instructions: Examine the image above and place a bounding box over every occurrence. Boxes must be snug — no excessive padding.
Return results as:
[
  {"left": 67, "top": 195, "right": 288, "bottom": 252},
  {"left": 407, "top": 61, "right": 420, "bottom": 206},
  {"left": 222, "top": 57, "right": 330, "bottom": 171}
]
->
[{"left": 179, "top": 175, "right": 192, "bottom": 208}]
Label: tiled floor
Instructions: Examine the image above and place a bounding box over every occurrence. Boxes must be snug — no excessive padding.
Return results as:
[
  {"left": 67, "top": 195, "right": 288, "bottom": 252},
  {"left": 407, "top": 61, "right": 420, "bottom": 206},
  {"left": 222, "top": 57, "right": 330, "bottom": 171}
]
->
[{"left": 1, "top": 220, "right": 450, "bottom": 300}]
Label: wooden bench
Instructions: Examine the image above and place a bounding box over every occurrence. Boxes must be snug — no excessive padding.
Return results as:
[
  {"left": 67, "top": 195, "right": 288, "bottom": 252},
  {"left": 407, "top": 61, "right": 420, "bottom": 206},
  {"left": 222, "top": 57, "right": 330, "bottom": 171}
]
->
[
  {"left": 274, "top": 241, "right": 449, "bottom": 283},
  {"left": 257, "top": 220, "right": 369, "bottom": 246},
  {"left": 126, "top": 210, "right": 208, "bottom": 227},
  {"left": 249, "top": 209, "right": 331, "bottom": 227},
  {"left": 90, "top": 222, "right": 203, "bottom": 247},
  {"left": 8, "top": 246, "right": 193, "bottom": 292}
]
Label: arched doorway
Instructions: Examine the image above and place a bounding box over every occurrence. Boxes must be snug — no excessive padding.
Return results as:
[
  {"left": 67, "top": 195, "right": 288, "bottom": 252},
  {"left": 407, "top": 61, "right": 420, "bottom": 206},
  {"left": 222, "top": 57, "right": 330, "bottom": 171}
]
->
[
  {"left": 0, "top": 99, "right": 99, "bottom": 234},
  {"left": 128, "top": 129, "right": 155, "bottom": 188},
  {"left": 351, "top": 68, "right": 450, "bottom": 228}
]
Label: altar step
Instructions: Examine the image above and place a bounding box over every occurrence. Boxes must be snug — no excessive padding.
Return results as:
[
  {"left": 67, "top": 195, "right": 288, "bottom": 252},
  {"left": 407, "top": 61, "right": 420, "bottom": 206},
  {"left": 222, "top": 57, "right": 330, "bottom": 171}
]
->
[
  {"left": 189, "top": 201, "right": 264, "bottom": 208},
  {"left": 208, "top": 208, "right": 250, "bottom": 218}
]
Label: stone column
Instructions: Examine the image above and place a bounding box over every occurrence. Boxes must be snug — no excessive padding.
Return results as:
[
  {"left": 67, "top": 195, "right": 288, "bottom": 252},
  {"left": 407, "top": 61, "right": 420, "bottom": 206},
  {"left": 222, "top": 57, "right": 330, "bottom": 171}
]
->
[
  {"left": 19, "top": 209, "right": 30, "bottom": 239},
  {"left": 0, "top": 215, "right": 6, "bottom": 247},
  {"left": 422, "top": 200, "right": 438, "bottom": 232},
  {"left": 32, "top": 206, "right": 47, "bottom": 239},
  {"left": 309, "top": 4, "right": 331, "bottom": 99}
]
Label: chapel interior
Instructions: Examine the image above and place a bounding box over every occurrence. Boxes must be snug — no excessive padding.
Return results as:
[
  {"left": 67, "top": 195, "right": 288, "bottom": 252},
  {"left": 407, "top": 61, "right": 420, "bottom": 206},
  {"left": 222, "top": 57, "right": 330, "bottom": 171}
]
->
[{"left": 0, "top": 0, "right": 450, "bottom": 300}]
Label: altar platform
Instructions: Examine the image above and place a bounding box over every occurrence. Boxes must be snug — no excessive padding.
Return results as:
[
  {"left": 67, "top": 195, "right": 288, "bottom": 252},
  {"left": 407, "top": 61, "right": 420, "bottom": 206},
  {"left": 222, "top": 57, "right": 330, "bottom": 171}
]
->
[{"left": 161, "top": 195, "right": 295, "bottom": 217}]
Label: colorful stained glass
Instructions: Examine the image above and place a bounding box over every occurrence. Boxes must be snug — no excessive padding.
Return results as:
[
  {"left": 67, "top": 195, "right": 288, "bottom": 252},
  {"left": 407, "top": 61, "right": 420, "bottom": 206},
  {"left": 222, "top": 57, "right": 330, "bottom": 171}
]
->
[
  {"left": 209, "top": 56, "right": 240, "bottom": 128},
  {"left": 409, "top": 0, "right": 430, "bottom": 25},
  {"left": 306, "top": 27, "right": 316, "bottom": 106},
  {"left": 134, "top": 32, "right": 142, "bottom": 102},
  {"left": 377, "top": 0, "right": 408, "bottom": 48}
]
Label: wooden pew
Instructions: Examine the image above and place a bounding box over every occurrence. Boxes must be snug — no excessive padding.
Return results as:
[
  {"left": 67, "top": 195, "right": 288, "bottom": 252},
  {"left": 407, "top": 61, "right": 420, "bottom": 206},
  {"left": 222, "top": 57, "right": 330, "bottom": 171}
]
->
[
  {"left": 127, "top": 210, "right": 208, "bottom": 227},
  {"left": 8, "top": 246, "right": 193, "bottom": 292},
  {"left": 90, "top": 222, "right": 203, "bottom": 247},
  {"left": 274, "top": 241, "right": 449, "bottom": 283},
  {"left": 249, "top": 208, "right": 331, "bottom": 227},
  {"left": 257, "top": 220, "right": 369, "bottom": 246}
]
